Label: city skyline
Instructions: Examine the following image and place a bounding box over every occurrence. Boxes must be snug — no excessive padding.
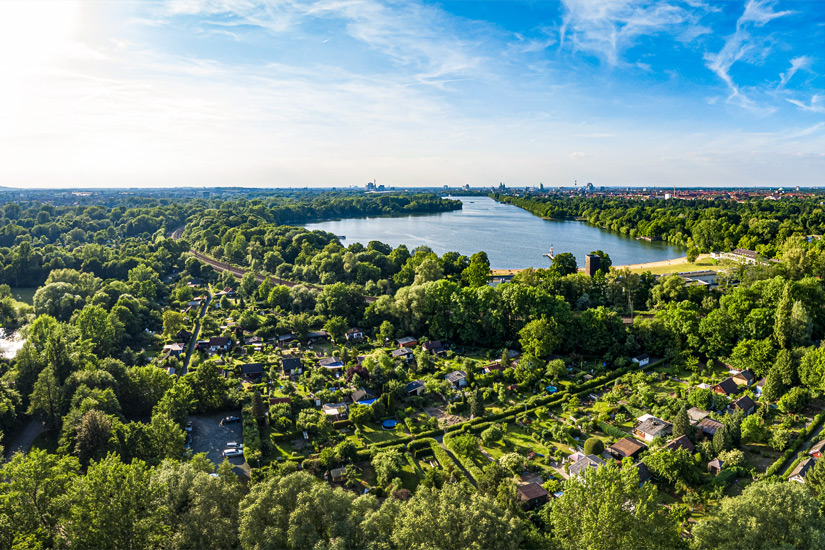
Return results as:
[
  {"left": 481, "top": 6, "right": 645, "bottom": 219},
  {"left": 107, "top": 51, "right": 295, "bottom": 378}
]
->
[{"left": 1, "top": 0, "right": 823, "bottom": 188}]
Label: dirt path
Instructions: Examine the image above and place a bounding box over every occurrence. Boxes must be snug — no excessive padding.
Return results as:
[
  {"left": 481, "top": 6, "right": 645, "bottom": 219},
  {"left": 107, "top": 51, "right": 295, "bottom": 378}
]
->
[{"left": 3, "top": 419, "right": 44, "bottom": 460}]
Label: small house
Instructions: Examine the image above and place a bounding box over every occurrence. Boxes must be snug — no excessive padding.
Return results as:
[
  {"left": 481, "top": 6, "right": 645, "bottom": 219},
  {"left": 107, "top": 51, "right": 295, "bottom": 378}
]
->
[
  {"left": 445, "top": 370, "right": 468, "bottom": 388},
  {"left": 697, "top": 417, "right": 724, "bottom": 436},
  {"left": 329, "top": 467, "right": 347, "bottom": 482},
  {"left": 278, "top": 333, "right": 297, "bottom": 345},
  {"left": 307, "top": 330, "right": 329, "bottom": 341},
  {"left": 632, "top": 354, "right": 650, "bottom": 367},
  {"left": 351, "top": 388, "right": 376, "bottom": 404},
  {"left": 569, "top": 454, "right": 605, "bottom": 477},
  {"left": 707, "top": 458, "right": 724, "bottom": 476},
  {"left": 755, "top": 378, "right": 766, "bottom": 396},
  {"left": 688, "top": 407, "right": 710, "bottom": 424},
  {"left": 789, "top": 457, "right": 815, "bottom": 483},
  {"left": 322, "top": 402, "right": 349, "bottom": 421},
  {"left": 162, "top": 343, "right": 186, "bottom": 358},
  {"left": 396, "top": 336, "right": 418, "bottom": 348},
  {"left": 635, "top": 462, "right": 652, "bottom": 484},
  {"left": 207, "top": 337, "right": 231, "bottom": 353},
  {"left": 176, "top": 329, "right": 192, "bottom": 343},
  {"left": 713, "top": 378, "right": 739, "bottom": 396},
  {"left": 730, "top": 395, "right": 755, "bottom": 415},
  {"left": 634, "top": 417, "right": 672, "bottom": 442},
  {"left": 517, "top": 483, "right": 549, "bottom": 510},
  {"left": 665, "top": 435, "right": 695, "bottom": 453},
  {"left": 809, "top": 440, "right": 825, "bottom": 459},
  {"left": 391, "top": 348, "right": 414, "bottom": 362},
  {"left": 732, "top": 368, "right": 757, "bottom": 387},
  {"left": 422, "top": 340, "right": 446, "bottom": 355},
  {"left": 346, "top": 328, "right": 365, "bottom": 341},
  {"left": 282, "top": 356, "right": 302, "bottom": 375},
  {"left": 319, "top": 357, "right": 345, "bottom": 370},
  {"left": 607, "top": 437, "right": 647, "bottom": 460},
  {"left": 240, "top": 363, "right": 264, "bottom": 381},
  {"left": 405, "top": 380, "right": 426, "bottom": 396}
]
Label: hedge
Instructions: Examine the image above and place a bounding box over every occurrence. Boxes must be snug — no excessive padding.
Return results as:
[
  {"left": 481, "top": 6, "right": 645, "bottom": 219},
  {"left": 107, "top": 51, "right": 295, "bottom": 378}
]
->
[
  {"left": 430, "top": 441, "right": 457, "bottom": 472},
  {"left": 599, "top": 421, "right": 628, "bottom": 439},
  {"left": 333, "top": 419, "right": 352, "bottom": 429},
  {"left": 408, "top": 438, "right": 437, "bottom": 453},
  {"left": 414, "top": 446, "right": 434, "bottom": 459},
  {"left": 765, "top": 409, "right": 825, "bottom": 478},
  {"left": 443, "top": 433, "right": 483, "bottom": 483}
]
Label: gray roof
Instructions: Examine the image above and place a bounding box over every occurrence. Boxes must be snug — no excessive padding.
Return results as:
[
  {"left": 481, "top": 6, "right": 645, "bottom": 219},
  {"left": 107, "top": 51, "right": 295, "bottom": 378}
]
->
[
  {"left": 635, "top": 417, "right": 672, "bottom": 437},
  {"left": 282, "top": 357, "right": 302, "bottom": 371},
  {"left": 405, "top": 380, "right": 425, "bottom": 393},
  {"left": 445, "top": 370, "right": 467, "bottom": 384},
  {"left": 790, "top": 457, "right": 816, "bottom": 480},
  {"left": 569, "top": 454, "right": 605, "bottom": 477}
]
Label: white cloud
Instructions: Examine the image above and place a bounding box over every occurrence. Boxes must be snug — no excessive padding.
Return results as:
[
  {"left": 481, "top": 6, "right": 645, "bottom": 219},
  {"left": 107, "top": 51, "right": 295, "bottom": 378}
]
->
[
  {"left": 703, "top": 0, "right": 794, "bottom": 109},
  {"left": 569, "top": 151, "right": 587, "bottom": 158},
  {"left": 779, "top": 55, "right": 812, "bottom": 87},
  {"left": 559, "top": 0, "right": 702, "bottom": 66},
  {"left": 787, "top": 94, "right": 825, "bottom": 113}
]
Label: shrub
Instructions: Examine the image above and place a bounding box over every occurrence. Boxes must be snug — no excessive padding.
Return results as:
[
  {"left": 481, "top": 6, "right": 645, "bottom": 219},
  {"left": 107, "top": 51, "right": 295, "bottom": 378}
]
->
[{"left": 583, "top": 437, "right": 604, "bottom": 456}]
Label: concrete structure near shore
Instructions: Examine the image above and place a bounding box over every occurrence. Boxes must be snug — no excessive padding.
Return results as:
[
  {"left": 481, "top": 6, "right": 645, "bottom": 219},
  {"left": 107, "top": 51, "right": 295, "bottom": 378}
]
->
[{"left": 585, "top": 254, "right": 600, "bottom": 276}]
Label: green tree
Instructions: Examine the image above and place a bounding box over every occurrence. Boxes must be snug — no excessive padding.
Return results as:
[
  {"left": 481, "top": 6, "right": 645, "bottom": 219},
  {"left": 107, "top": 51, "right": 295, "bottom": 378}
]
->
[
  {"left": 518, "top": 316, "right": 560, "bottom": 358},
  {"left": 463, "top": 251, "right": 490, "bottom": 288},
  {"left": 372, "top": 448, "right": 405, "bottom": 487},
  {"left": 74, "top": 409, "right": 114, "bottom": 466},
  {"left": 672, "top": 404, "right": 690, "bottom": 438},
  {"left": 64, "top": 454, "right": 166, "bottom": 550},
  {"left": 583, "top": 437, "right": 604, "bottom": 456},
  {"left": 762, "top": 366, "right": 785, "bottom": 402},
  {"left": 162, "top": 310, "right": 186, "bottom": 340},
  {"left": 549, "top": 462, "right": 683, "bottom": 550},
  {"left": 392, "top": 482, "right": 523, "bottom": 550},
  {"left": 691, "top": 481, "right": 825, "bottom": 550},
  {"left": 27, "top": 366, "right": 61, "bottom": 431},
  {"left": 323, "top": 316, "right": 348, "bottom": 343},
  {"left": 740, "top": 414, "right": 767, "bottom": 443},
  {"left": 0, "top": 449, "right": 80, "bottom": 549},
  {"left": 148, "top": 412, "right": 186, "bottom": 460},
  {"left": 550, "top": 252, "right": 578, "bottom": 276}
]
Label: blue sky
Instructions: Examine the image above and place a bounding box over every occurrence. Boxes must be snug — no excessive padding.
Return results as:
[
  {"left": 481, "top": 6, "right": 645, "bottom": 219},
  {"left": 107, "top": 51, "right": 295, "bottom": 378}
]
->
[{"left": 0, "top": 0, "right": 823, "bottom": 187}]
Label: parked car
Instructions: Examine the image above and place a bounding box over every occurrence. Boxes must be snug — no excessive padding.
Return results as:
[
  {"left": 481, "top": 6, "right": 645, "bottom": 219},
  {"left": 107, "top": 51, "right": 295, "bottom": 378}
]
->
[
  {"left": 226, "top": 441, "right": 243, "bottom": 449},
  {"left": 220, "top": 416, "right": 241, "bottom": 426},
  {"left": 222, "top": 448, "right": 243, "bottom": 458}
]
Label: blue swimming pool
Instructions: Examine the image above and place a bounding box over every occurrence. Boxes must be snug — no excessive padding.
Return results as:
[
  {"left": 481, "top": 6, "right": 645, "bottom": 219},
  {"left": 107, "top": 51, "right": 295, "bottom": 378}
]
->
[{"left": 381, "top": 419, "right": 397, "bottom": 429}]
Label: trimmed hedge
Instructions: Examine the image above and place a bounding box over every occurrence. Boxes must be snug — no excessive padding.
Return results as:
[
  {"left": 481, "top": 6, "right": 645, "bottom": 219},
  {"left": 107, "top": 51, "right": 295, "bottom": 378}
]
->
[
  {"left": 765, "top": 409, "right": 825, "bottom": 478},
  {"left": 442, "top": 433, "right": 483, "bottom": 483},
  {"left": 408, "top": 438, "right": 437, "bottom": 453},
  {"left": 599, "top": 421, "right": 628, "bottom": 439}
]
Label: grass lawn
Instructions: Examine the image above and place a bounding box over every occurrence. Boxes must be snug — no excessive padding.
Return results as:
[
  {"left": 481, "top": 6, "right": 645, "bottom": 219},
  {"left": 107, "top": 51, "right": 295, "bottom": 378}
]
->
[
  {"left": 347, "top": 423, "right": 404, "bottom": 447},
  {"left": 622, "top": 256, "right": 725, "bottom": 276},
  {"left": 399, "top": 464, "right": 421, "bottom": 491},
  {"left": 10, "top": 287, "right": 37, "bottom": 306}
]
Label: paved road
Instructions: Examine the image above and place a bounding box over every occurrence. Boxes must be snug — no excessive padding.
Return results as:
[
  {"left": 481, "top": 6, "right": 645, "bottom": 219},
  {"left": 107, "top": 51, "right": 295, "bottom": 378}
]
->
[{"left": 3, "top": 419, "right": 45, "bottom": 460}]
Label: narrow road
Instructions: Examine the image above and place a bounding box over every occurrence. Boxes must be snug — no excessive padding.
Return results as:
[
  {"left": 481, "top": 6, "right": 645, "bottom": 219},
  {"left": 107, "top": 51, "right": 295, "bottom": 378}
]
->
[
  {"left": 181, "top": 294, "right": 210, "bottom": 376},
  {"left": 3, "top": 419, "right": 45, "bottom": 460},
  {"left": 780, "top": 420, "right": 825, "bottom": 476}
]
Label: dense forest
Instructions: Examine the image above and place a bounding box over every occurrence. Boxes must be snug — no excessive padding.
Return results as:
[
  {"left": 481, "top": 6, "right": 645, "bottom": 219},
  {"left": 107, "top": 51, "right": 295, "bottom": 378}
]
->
[
  {"left": 4, "top": 189, "right": 825, "bottom": 549},
  {"left": 496, "top": 193, "right": 825, "bottom": 258}
]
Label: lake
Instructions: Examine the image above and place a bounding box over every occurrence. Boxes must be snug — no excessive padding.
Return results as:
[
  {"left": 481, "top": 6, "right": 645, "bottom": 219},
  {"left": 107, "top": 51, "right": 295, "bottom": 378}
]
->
[{"left": 302, "top": 196, "right": 685, "bottom": 269}]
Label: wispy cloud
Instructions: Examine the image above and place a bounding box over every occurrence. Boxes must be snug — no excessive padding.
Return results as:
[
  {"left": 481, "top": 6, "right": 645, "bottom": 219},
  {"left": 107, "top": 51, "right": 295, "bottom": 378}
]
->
[
  {"left": 558, "top": 0, "right": 703, "bottom": 66},
  {"left": 779, "top": 55, "right": 812, "bottom": 87},
  {"left": 787, "top": 94, "right": 825, "bottom": 113},
  {"left": 704, "top": 0, "right": 795, "bottom": 109}
]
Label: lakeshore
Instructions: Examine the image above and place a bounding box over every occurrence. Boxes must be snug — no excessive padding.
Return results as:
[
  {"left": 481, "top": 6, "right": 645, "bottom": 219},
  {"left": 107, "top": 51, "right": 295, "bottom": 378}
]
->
[{"left": 491, "top": 254, "right": 721, "bottom": 277}]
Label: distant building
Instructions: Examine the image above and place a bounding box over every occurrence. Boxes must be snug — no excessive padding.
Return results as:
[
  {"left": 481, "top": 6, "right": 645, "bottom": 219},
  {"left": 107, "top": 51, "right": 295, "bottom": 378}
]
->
[{"left": 585, "top": 254, "right": 601, "bottom": 277}]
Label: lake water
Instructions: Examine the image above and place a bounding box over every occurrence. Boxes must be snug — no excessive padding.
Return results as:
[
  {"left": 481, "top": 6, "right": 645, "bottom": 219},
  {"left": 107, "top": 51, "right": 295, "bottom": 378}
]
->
[{"left": 302, "top": 196, "right": 684, "bottom": 269}]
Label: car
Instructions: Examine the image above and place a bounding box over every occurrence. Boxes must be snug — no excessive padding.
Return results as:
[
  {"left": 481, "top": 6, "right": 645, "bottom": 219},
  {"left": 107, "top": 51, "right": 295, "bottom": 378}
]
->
[
  {"left": 220, "top": 416, "right": 241, "bottom": 426},
  {"left": 185, "top": 421, "right": 193, "bottom": 433},
  {"left": 226, "top": 441, "right": 243, "bottom": 449},
  {"left": 222, "top": 448, "right": 243, "bottom": 458}
]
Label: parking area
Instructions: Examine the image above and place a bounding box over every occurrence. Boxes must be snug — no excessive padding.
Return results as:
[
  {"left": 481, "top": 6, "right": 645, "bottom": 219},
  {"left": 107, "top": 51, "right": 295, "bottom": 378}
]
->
[{"left": 188, "top": 411, "right": 250, "bottom": 478}]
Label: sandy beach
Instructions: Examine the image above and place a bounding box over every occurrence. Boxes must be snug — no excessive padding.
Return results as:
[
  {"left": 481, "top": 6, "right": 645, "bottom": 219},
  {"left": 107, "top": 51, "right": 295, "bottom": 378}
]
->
[{"left": 490, "top": 254, "right": 715, "bottom": 276}]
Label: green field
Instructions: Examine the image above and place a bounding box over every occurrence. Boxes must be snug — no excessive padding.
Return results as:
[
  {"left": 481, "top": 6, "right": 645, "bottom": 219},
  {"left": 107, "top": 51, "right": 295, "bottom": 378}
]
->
[{"left": 10, "top": 287, "right": 37, "bottom": 306}]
